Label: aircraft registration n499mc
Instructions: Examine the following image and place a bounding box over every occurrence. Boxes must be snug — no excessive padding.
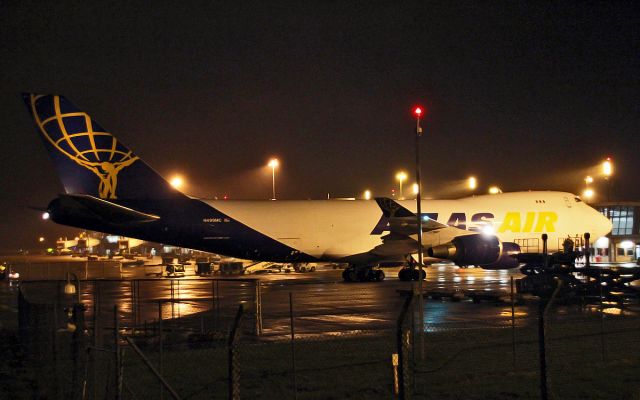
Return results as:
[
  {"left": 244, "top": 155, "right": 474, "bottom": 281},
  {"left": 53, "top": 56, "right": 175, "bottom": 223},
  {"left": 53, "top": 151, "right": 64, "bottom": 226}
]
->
[{"left": 22, "top": 94, "right": 612, "bottom": 282}]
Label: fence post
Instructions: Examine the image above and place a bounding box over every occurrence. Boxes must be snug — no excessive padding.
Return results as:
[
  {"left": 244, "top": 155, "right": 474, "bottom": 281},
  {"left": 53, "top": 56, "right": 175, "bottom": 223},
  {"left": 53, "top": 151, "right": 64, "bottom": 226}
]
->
[
  {"left": 511, "top": 276, "right": 516, "bottom": 369},
  {"left": 255, "top": 280, "right": 263, "bottom": 336},
  {"left": 538, "top": 277, "right": 562, "bottom": 400},
  {"left": 396, "top": 294, "right": 412, "bottom": 400},
  {"left": 211, "top": 280, "right": 217, "bottom": 330},
  {"left": 228, "top": 304, "right": 244, "bottom": 400},
  {"left": 599, "top": 270, "right": 606, "bottom": 362},
  {"left": 72, "top": 300, "right": 86, "bottom": 399},
  {"left": 289, "top": 292, "right": 298, "bottom": 400},
  {"left": 115, "top": 305, "right": 122, "bottom": 400},
  {"left": 159, "top": 301, "right": 164, "bottom": 400},
  {"left": 93, "top": 281, "right": 100, "bottom": 400}
]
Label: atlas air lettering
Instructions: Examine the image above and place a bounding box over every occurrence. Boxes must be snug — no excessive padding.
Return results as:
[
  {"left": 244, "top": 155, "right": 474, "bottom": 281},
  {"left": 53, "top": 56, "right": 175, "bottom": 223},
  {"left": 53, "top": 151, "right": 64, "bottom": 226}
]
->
[{"left": 371, "top": 211, "right": 558, "bottom": 234}]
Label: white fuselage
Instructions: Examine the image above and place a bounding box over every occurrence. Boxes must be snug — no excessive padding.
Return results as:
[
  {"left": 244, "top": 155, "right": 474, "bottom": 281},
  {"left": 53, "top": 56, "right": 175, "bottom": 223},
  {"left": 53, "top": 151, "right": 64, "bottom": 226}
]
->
[{"left": 207, "top": 191, "right": 612, "bottom": 261}]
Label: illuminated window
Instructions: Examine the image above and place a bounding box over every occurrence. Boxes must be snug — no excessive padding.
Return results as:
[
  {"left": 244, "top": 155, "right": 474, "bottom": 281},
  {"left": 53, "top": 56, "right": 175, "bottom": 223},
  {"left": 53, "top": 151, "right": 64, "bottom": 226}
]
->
[{"left": 599, "top": 206, "right": 634, "bottom": 236}]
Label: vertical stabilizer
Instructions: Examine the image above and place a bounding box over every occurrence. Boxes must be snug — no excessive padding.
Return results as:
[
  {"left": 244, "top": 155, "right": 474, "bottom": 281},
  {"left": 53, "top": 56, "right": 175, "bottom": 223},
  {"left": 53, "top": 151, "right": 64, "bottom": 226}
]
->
[{"left": 23, "top": 94, "right": 184, "bottom": 200}]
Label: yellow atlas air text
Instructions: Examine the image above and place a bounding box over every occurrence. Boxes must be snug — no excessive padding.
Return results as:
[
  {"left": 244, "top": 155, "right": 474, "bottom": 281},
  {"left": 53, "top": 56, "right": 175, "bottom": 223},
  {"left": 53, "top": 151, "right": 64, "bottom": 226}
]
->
[
  {"left": 371, "top": 210, "right": 559, "bottom": 234},
  {"left": 497, "top": 211, "right": 558, "bottom": 233}
]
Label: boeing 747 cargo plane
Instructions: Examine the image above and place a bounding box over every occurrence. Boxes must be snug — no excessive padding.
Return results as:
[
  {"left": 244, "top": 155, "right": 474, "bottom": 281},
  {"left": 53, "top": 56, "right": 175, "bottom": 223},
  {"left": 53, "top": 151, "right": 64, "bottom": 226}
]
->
[{"left": 23, "top": 94, "right": 612, "bottom": 281}]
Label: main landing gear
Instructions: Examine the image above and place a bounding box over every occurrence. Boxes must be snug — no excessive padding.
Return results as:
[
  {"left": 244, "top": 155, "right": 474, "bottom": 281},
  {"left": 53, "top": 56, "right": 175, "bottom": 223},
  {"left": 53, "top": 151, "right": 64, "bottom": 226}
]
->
[
  {"left": 342, "top": 265, "right": 385, "bottom": 282},
  {"left": 397, "top": 256, "right": 426, "bottom": 281},
  {"left": 397, "top": 267, "right": 426, "bottom": 281}
]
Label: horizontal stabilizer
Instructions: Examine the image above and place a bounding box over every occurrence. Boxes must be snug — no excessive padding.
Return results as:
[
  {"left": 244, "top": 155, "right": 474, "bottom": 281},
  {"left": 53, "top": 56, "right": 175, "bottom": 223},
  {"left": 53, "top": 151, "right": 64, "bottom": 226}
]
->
[{"left": 53, "top": 194, "right": 160, "bottom": 225}]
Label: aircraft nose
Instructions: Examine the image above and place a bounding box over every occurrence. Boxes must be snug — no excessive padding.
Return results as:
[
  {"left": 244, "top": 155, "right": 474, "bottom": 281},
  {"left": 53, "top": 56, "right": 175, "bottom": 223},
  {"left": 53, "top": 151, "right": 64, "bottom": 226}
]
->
[
  {"left": 595, "top": 210, "right": 613, "bottom": 237},
  {"left": 600, "top": 214, "right": 613, "bottom": 235}
]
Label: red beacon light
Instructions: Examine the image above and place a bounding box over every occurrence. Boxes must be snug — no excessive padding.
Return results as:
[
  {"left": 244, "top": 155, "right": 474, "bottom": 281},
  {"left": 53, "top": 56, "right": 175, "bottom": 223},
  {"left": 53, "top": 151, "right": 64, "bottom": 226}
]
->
[{"left": 413, "top": 106, "right": 423, "bottom": 117}]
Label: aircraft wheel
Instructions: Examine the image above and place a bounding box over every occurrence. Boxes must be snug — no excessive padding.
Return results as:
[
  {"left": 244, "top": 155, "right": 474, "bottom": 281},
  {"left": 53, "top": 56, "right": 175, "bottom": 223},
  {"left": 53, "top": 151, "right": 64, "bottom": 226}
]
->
[
  {"left": 411, "top": 269, "right": 420, "bottom": 281},
  {"left": 398, "top": 268, "right": 410, "bottom": 281},
  {"left": 366, "top": 269, "right": 377, "bottom": 282},
  {"left": 357, "top": 269, "right": 369, "bottom": 282},
  {"left": 342, "top": 268, "right": 352, "bottom": 282},
  {"left": 299, "top": 266, "right": 307, "bottom": 273},
  {"left": 349, "top": 270, "right": 359, "bottom": 282},
  {"left": 310, "top": 266, "right": 316, "bottom": 272},
  {"left": 375, "top": 270, "right": 385, "bottom": 281}
]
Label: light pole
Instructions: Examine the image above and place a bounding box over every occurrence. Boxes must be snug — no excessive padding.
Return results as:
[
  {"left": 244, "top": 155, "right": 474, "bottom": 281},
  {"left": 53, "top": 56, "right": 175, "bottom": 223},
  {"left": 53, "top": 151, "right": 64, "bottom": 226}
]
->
[
  {"left": 396, "top": 172, "right": 407, "bottom": 199},
  {"left": 413, "top": 106, "right": 424, "bottom": 283},
  {"left": 412, "top": 183, "right": 419, "bottom": 197},
  {"left": 169, "top": 175, "right": 184, "bottom": 190},
  {"left": 268, "top": 158, "right": 279, "bottom": 200},
  {"left": 583, "top": 176, "right": 594, "bottom": 203},
  {"left": 583, "top": 188, "right": 594, "bottom": 202},
  {"left": 602, "top": 158, "right": 613, "bottom": 201},
  {"left": 468, "top": 176, "right": 477, "bottom": 192},
  {"left": 413, "top": 105, "right": 425, "bottom": 362}
]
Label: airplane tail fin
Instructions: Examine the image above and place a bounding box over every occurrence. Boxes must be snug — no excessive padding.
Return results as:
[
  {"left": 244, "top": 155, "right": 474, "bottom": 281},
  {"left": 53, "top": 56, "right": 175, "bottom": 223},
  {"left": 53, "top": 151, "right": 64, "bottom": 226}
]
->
[
  {"left": 22, "top": 94, "right": 183, "bottom": 200},
  {"left": 375, "top": 197, "right": 415, "bottom": 218}
]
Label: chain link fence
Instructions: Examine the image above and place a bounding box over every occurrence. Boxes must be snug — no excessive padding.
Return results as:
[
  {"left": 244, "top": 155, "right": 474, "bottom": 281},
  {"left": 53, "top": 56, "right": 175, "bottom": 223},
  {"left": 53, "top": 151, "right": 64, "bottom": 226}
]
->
[
  {"left": 2, "top": 273, "right": 640, "bottom": 399},
  {"left": 409, "top": 297, "right": 640, "bottom": 399}
]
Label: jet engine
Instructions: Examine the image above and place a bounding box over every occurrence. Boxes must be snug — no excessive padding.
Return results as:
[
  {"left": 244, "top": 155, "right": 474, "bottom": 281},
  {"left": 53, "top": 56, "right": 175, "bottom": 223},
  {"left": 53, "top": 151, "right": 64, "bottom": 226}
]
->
[{"left": 427, "top": 234, "right": 520, "bottom": 269}]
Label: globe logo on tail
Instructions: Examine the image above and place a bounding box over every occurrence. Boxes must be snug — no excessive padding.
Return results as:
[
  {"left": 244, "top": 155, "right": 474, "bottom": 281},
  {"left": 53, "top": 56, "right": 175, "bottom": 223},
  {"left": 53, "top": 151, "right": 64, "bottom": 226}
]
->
[{"left": 29, "top": 94, "right": 139, "bottom": 199}]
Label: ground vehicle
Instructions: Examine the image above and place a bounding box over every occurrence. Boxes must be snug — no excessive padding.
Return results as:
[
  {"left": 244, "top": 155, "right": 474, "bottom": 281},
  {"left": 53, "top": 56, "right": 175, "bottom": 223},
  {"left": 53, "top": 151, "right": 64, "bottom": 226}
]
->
[{"left": 165, "top": 263, "right": 185, "bottom": 277}]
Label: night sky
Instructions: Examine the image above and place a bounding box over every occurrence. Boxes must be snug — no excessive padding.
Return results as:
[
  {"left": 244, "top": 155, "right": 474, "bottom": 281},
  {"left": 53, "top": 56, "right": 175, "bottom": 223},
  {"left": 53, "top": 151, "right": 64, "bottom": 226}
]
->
[{"left": 1, "top": 2, "right": 638, "bottom": 251}]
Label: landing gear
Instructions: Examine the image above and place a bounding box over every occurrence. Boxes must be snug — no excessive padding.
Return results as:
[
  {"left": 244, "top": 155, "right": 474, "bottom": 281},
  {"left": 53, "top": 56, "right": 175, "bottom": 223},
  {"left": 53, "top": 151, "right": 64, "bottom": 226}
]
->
[
  {"left": 398, "top": 267, "right": 426, "bottom": 281},
  {"left": 342, "top": 265, "right": 385, "bottom": 282},
  {"left": 398, "top": 256, "right": 426, "bottom": 281}
]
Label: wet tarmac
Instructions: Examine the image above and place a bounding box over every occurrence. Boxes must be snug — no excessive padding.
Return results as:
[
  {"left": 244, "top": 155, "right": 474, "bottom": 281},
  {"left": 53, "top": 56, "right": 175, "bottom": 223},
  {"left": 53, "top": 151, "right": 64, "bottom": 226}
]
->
[{"left": 3, "top": 257, "right": 639, "bottom": 337}]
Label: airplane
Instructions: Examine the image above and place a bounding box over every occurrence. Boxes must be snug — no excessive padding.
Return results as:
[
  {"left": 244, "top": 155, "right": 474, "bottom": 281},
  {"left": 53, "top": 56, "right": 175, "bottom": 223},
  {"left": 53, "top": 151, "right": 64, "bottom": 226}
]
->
[{"left": 22, "top": 93, "right": 613, "bottom": 282}]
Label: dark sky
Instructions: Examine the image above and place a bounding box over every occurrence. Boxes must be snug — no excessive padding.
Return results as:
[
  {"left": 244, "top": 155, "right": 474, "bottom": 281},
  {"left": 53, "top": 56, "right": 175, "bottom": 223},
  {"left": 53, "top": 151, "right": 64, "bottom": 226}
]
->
[{"left": 1, "top": 1, "right": 638, "bottom": 251}]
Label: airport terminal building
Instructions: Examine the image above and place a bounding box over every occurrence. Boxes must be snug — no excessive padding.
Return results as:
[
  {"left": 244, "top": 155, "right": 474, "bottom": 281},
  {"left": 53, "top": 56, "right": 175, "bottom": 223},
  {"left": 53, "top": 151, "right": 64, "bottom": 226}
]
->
[{"left": 592, "top": 202, "right": 640, "bottom": 262}]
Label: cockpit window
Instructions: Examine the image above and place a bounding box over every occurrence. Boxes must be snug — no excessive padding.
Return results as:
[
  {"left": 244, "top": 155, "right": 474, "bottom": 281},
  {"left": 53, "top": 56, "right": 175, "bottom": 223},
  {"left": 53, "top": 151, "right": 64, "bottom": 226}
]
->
[{"left": 574, "top": 197, "right": 582, "bottom": 202}]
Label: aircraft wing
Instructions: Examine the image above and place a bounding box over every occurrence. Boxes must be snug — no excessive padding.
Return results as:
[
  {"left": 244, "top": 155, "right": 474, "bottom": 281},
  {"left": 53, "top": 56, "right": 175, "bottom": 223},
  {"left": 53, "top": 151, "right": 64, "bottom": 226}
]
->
[{"left": 370, "top": 197, "right": 473, "bottom": 257}]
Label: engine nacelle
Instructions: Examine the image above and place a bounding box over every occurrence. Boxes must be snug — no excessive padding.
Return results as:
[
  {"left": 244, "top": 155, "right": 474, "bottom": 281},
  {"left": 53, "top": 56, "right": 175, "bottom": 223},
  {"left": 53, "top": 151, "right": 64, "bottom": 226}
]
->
[
  {"left": 428, "top": 234, "right": 520, "bottom": 269},
  {"left": 479, "top": 241, "right": 521, "bottom": 269}
]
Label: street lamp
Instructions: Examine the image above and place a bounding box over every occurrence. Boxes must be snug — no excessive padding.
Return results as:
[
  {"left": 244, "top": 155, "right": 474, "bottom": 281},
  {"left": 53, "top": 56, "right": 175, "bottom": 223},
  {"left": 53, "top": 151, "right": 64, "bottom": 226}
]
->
[
  {"left": 268, "top": 158, "right": 279, "bottom": 200},
  {"left": 412, "top": 183, "right": 419, "bottom": 196},
  {"left": 396, "top": 171, "right": 408, "bottom": 199},
  {"left": 583, "top": 188, "right": 594, "bottom": 201},
  {"left": 602, "top": 158, "right": 613, "bottom": 177},
  {"left": 364, "top": 190, "right": 371, "bottom": 200},
  {"left": 413, "top": 105, "right": 426, "bottom": 363},
  {"left": 602, "top": 157, "right": 613, "bottom": 201},
  {"left": 583, "top": 176, "right": 593, "bottom": 203},
  {"left": 468, "top": 176, "right": 477, "bottom": 191},
  {"left": 412, "top": 106, "right": 424, "bottom": 283},
  {"left": 169, "top": 175, "right": 184, "bottom": 190}
]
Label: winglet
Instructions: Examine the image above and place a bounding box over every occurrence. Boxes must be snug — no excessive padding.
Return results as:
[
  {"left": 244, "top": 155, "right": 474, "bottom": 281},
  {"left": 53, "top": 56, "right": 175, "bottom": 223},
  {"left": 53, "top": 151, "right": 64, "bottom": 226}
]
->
[{"left": 374, "top": 197, "right": 415, "bottom": 218}]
